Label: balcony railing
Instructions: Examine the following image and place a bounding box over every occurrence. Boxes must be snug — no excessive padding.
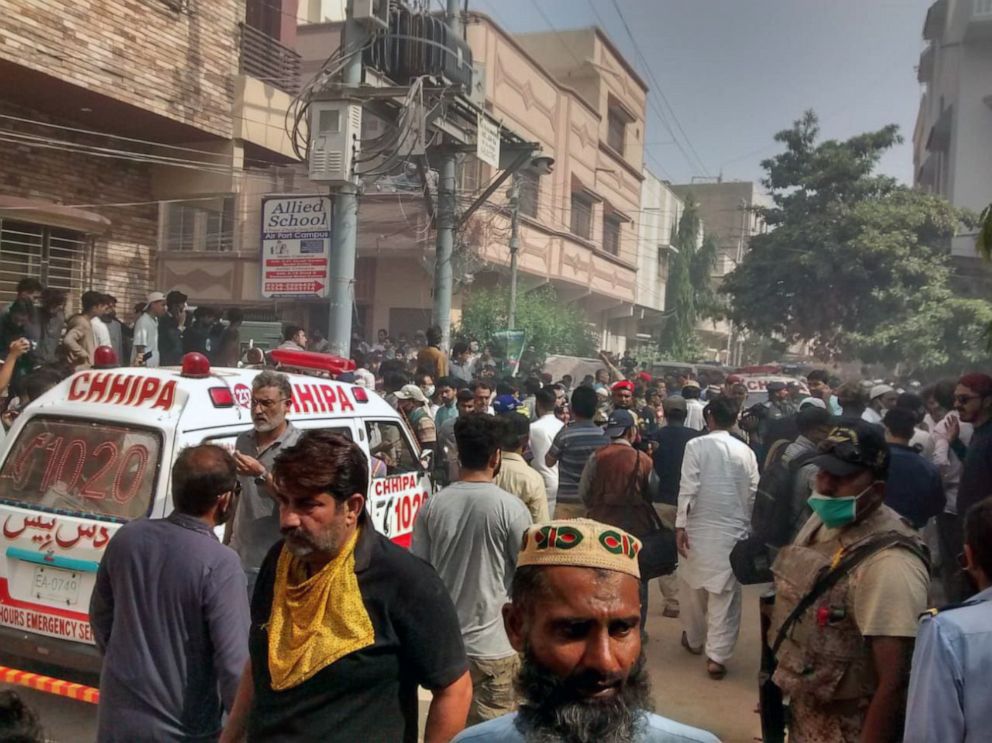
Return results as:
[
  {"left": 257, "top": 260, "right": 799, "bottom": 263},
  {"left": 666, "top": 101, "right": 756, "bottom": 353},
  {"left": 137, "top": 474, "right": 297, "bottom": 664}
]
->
[{"left": 239, "top": 23, "right": 301, "bottom": 95}]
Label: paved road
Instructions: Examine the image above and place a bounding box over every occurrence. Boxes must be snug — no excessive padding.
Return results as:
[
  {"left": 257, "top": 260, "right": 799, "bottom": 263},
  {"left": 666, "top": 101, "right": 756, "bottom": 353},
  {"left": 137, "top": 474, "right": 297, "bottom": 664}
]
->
[{"left": 4, "top": 584, "right": 766, "bottom": 742}]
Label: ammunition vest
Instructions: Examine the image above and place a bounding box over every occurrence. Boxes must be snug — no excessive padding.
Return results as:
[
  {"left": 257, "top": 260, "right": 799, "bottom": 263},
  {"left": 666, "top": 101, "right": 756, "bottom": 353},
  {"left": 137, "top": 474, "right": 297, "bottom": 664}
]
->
[{"left": 770, "top": 505, "right": 927, "bottom": 704}]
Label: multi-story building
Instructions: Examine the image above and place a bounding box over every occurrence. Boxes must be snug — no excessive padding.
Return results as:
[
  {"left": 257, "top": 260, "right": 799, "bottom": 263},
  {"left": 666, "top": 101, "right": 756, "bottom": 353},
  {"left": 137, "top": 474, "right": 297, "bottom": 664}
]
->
[
  {"left": 914, "top": 0, "right": 992, "bottom": 290},
  {"left": 634, "top": 170, "right": 686, "bottom": 354},
  {"left": 0, "top": 0, "right": 301, "bottom": 316},
  {"left": 670, "top": 180, "right": 768, "bottom": 363},
  {"left": 291, "top": 13, "right": 648, "bottom": 346}
]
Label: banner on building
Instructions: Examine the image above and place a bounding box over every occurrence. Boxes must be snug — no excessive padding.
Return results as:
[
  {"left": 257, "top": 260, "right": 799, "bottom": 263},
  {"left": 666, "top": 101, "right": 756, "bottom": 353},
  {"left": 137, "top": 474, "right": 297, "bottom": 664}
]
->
[{"left": 260, "top": 195, "right": 332, "bottom": 299}]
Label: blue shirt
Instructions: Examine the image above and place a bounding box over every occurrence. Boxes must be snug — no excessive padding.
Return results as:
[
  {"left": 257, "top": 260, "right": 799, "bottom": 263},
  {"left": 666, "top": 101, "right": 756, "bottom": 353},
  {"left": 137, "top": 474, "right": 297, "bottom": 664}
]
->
[
  {"left": 884, "top": 443, "right": 945, "bottom": 528},
  {"left": 90, "top": 512, "right": 250, "bottom": 742},
  {"left": 904, "top": 586, "right": 992, "bottom": 743},
  {"left": 452, "top": 711, "right": 719, "bottom": 743}
]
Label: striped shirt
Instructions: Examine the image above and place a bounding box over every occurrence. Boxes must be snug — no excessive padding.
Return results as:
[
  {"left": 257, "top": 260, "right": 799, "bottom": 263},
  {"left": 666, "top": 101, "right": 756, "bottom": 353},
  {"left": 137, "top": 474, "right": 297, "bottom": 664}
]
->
[{"left": 548, "top": 420, "right": 609, "bottom": 504}]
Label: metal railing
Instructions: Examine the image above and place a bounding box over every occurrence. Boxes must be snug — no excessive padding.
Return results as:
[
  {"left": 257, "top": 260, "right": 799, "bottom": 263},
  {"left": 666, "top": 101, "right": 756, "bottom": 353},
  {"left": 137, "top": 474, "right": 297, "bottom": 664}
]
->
[{"left": 239, "top": 23, "right": 301, "bottom": 95}]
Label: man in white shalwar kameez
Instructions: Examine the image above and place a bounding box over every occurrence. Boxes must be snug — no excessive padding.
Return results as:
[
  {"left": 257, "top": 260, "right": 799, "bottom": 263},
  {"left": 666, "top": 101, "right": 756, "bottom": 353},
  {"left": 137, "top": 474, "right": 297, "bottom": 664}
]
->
[{"left": 675, "top": 396, "right": 759, "bottom": 679}]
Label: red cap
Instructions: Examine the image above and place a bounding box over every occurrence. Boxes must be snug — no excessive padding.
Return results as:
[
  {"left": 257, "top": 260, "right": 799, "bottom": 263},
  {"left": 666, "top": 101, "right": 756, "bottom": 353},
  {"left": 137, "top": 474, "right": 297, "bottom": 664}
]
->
[
  {"left": 612, "top": 380, "right": 635, "bottom": 392},
  {"left": 636, "top": 371, "right": 652, "bottom": 383},
  {"left": 726, "top": 374, "right": 743, "bottom": 384},
  {"left": 93, "top": 346, "right": 118, "bottom": 369}
]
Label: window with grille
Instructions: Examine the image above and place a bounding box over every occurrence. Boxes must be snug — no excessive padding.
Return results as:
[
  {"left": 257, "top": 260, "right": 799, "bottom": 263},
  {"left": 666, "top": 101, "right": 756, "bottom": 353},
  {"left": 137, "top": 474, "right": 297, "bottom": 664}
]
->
[
  {"left": 517, "top": 172, "right": 539, "bottom": 219},
  {"left": 0, "top": 219, "right": 89, "bottom": 305},
  {"left": 603, "top": 215, "right": 621, "bottom": 256},
  {"left": 570, "top": 194, "right": 592, "bottom": 239},
  {"left": 607, "top": 109, "right": 626, "bottom": 155},
  {"left": 162, "top": 197, "right": 235, "bottom": 252}
]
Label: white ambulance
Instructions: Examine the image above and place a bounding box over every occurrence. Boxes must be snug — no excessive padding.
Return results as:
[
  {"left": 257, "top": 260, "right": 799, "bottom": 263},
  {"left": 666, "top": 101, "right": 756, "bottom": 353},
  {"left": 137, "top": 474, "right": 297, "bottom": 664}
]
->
[{"left": 0, "top": 354, "right": 432, "bottom": 675}]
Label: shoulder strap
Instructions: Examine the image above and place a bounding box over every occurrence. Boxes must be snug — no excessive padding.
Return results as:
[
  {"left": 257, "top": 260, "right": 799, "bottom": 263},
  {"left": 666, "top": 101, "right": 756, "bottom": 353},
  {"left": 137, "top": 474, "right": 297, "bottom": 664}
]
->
[
  {"left": 771, "top": 533, "right": 928, "bottom": 656},
  {"left": 786, "top": 449, "right": 818, "bottom": 472}
]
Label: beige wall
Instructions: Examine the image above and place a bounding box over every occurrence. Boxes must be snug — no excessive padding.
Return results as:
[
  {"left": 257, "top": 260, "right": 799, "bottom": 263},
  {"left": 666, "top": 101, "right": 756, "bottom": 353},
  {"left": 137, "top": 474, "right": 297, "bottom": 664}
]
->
[{"left": 466, "top": 17, "right": 647, "bottom": 302}]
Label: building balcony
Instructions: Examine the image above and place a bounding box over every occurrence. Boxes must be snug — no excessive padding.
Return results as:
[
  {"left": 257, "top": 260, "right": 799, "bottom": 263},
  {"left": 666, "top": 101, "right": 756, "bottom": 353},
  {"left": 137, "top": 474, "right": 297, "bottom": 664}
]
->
[
  {"left": 926, "top": 105, "right": 953, "bottom": 152},
  {"left": 966, "top": 0, "right": 992, "bottom": 42},
  {"left": 239, "top": 23, "right": 302, "bottom": 95},
  {"left": 923, "top": 0, "right": 948, "bottom": 41},
  {"left": 918, "top": 43, "right": 935, "bottom": 83}
]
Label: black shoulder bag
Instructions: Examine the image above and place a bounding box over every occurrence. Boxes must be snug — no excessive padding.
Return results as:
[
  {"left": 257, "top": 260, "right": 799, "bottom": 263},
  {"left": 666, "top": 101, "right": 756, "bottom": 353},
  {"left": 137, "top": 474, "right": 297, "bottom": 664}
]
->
[{"left": 633, "top": 453, "right": 678, "bottom": 580}]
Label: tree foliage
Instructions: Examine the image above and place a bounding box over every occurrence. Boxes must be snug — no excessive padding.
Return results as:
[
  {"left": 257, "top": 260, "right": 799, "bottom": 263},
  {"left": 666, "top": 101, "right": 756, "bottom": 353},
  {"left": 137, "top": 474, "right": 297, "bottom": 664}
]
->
[
  {"left": 722, "top": 110, "right": 992, "bottom": 373},
  {"left": 456, "top": 285, "right": 597, "bottom": 365},
  {"left": 658, "top": 199, "right": 719, "bottom": 360}
]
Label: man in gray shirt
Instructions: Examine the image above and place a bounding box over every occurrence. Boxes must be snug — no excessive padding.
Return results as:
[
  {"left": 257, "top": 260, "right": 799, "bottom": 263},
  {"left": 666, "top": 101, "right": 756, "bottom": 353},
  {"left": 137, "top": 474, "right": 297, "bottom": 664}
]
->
[
  {"left": 228, "top": 370, "right": 301, "bottom": 595},
  {"left": 412, "top": 413, "right": 532, "bottom": 726},
  {"left": 90, "top": 444, "right": 249, "bottom": 743}
]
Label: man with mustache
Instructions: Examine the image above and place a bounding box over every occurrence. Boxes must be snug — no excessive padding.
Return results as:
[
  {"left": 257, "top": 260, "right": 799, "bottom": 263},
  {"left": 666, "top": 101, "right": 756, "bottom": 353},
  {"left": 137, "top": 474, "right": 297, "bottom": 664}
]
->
[
  {"left": 228, "top": 370, "right": 302, "bottom": 596},
  {"left": 220, "top": 431, "right": 471, "bottom": 743},
  {"left": 452, "top": 519, "right": 718, "bottom": 743}
]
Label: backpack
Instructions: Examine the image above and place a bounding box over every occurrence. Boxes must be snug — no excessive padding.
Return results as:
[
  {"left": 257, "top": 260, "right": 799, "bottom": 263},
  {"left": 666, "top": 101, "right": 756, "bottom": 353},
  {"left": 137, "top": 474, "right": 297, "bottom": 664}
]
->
[{"left": 730, "top": 442, "right": 817, "bottom": 584}]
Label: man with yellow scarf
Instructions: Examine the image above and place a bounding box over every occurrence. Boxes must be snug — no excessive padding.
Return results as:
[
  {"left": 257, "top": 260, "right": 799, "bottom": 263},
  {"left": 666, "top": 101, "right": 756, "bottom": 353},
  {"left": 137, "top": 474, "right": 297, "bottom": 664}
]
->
[{"left": 220, "top": 430, "right": 472, "bottom": 743}]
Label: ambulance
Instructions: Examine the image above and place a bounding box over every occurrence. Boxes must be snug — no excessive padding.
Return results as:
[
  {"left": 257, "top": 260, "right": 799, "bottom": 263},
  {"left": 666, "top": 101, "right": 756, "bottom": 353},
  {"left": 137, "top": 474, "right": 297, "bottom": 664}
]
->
[{"left": 0, "top": 353, "right": 432, "bottom": 675}]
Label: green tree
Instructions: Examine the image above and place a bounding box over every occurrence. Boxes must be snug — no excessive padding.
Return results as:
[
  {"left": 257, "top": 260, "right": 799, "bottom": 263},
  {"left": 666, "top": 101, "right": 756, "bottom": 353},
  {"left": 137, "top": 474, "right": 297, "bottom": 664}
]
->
[
  {"left": 456, "top": 285, "right": 597, "bottom": 366},
  {"left": 723, "top": 110, "right": 992, "bottom": 373},
  {"left": 658, "top": 199, "right": 719, "bottom": 360}
]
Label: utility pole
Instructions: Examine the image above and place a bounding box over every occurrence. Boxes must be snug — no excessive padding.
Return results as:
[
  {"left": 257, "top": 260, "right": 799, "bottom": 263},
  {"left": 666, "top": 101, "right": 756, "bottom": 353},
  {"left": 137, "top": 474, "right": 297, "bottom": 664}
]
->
[
  {"left": 432, "top": 0, "right": 462, "bottom": 351},
  {"left": 507, "top": 174, "right": 520, "bottom": 330},
  {"left": 327, "top": 1, "right": 367, "bottom": 357}
]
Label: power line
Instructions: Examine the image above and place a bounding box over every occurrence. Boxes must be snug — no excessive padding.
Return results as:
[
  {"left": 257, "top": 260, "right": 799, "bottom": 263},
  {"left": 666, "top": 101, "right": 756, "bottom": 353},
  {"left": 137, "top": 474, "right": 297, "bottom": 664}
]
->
[{"left": 605, "top": 0, "right": 711, "bottom": 177}]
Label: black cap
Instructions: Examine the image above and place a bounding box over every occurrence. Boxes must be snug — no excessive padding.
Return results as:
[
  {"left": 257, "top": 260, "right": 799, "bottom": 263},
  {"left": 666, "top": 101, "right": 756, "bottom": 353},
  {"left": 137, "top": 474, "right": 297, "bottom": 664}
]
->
[
  {"left": 767, "top": 381, "right": 787, "bottom": 393},
  {"left": 811, "top": 421, "right": 889, "bottom": 479},
  {"left": 604, "top": 408, "right": 636, "bottom": 437}
]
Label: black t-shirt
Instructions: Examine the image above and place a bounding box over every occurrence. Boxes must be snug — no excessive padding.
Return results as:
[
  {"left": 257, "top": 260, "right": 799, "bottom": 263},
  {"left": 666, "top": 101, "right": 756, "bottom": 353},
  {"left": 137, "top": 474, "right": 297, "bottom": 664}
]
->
[{"left": 247, "top": 526, "right": 468, "bottom": 743}]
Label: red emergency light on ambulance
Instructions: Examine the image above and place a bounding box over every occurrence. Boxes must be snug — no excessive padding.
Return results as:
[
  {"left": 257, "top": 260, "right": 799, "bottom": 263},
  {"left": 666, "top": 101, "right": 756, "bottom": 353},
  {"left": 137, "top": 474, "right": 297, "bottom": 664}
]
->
[{"left": 0, "top": 355, "right": 431, "bottom": 675}]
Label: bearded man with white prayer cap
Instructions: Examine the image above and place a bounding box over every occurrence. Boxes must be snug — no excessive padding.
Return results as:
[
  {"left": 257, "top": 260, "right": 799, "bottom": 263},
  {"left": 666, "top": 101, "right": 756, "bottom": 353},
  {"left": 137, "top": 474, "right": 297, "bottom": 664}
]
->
[{"left": 452, "top": 519, "right": 718, "bottom": 743}]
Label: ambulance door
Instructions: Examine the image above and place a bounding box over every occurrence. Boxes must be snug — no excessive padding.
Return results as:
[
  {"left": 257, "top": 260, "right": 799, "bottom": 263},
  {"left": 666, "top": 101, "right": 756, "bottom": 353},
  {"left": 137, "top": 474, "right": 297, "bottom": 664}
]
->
[{"left": 364, "top": 419, "right": 430, "bottom": 548}]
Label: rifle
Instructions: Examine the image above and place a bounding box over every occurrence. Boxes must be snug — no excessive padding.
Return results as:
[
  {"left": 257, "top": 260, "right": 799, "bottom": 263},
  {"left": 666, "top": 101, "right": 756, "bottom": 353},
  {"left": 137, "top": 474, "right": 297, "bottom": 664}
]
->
[{"left": 758, "top": 591, "right": 786, "bottom": 743}]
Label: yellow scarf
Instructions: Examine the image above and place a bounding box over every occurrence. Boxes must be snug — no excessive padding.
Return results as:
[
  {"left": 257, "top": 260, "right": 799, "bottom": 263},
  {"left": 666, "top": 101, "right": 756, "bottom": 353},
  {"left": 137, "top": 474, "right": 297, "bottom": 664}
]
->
[{"left": 267, "top": 528, "right": 375, "bottom": 690}]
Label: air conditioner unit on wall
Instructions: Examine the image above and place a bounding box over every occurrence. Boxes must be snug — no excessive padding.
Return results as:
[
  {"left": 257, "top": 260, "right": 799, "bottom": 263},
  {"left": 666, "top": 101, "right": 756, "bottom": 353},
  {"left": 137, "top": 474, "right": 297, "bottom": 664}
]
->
[{"left": 308, "top": 101, "right": 363, "bottom": 185}]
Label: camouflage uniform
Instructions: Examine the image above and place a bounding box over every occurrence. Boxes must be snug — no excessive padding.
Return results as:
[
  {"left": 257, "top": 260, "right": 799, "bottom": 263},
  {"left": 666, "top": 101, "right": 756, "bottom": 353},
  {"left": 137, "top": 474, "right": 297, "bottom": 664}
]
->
[{"left": 771, "top": 507, "right": 927, "bottom": 743}]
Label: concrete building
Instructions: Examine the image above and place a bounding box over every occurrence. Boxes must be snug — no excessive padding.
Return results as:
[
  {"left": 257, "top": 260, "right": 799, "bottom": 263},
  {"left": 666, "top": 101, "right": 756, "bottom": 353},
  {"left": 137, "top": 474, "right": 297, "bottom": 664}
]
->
[
  {"left": 914, "top": 0, "right": 992, "bottom": 289},
  {"left": 290, "top": 14, "right": 648, "bottom": 347},
  {"left": 670, "top": 180, "right": 768, "bottom": 363},
  {"left": 0, "top": 0, "right": 301, "bottom": 317},
  {"left": 634, "top": 170, "right": 687, "bottom": 354}
]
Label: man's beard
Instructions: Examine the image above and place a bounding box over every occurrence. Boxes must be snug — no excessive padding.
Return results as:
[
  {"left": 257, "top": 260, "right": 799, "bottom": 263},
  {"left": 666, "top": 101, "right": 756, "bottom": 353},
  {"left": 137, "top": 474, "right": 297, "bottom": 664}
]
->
[
  {"left": 514, "top": 648, "right": 654, "bottom": 743},
  {"left": 282, "top": 512, "right": 348, "bottom": 560},
  {"left": 253, "top": 415, "right": 280, "bottom": 433}
]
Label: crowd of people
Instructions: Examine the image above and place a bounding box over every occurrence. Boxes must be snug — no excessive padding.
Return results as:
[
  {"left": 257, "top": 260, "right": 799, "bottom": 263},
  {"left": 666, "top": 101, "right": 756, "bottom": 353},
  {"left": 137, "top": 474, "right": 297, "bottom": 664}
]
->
[{"left": 2, "top": 289, "right": 992, "bottom": 741}]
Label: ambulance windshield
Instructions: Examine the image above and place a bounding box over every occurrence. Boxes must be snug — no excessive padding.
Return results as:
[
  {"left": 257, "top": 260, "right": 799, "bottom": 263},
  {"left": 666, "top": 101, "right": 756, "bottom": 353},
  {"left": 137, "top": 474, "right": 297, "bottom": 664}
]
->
[{"left": 0, "top": 416, "right": 162, "bottom": 521}]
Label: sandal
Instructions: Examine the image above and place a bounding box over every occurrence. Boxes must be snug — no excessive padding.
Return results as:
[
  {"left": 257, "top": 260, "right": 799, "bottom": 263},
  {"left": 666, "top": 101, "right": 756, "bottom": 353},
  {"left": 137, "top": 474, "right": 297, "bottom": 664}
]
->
[
  {"left": 707, "top": 659, "right": 727, "bottom": 680},
  {"left": 681, "top": 632, "right": 703, "bottom": 655}
]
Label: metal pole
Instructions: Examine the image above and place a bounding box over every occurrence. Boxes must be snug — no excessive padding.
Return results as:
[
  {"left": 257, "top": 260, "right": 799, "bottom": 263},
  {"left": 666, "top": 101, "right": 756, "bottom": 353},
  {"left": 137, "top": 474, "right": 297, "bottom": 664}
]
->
[
  {"left": 508, "top": 174, "right": 520, "bottom": 330},
  {"left": 432, "top": 0, "right": 462, "bottom": 350},
  {"left": 327, "top": 2, "right": 367, "bottom": 357}
]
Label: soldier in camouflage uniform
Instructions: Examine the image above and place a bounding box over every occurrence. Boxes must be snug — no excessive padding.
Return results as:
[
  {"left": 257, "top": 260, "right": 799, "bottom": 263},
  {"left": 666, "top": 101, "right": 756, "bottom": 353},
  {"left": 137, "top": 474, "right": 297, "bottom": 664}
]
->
[{"left": 770, "top": 421, "right": 930, "bottom": 742}]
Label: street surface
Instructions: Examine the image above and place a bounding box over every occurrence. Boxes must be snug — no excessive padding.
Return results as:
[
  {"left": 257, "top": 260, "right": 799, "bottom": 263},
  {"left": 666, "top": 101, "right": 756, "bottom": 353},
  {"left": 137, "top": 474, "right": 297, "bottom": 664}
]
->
[{"left": 3, "top": 584, "right": 766, "bottom": 743}]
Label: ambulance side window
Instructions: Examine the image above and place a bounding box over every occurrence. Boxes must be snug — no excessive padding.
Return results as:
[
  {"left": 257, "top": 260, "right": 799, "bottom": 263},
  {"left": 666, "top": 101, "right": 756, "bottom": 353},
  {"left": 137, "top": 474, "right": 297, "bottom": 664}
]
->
[{"left": 365, "top": 421, "right": 418, "bottom": 475}]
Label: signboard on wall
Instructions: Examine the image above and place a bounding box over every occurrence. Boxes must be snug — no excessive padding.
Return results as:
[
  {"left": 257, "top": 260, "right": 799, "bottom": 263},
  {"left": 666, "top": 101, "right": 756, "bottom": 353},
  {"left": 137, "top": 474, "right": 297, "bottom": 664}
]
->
[
  {"left": 476, "top": 114, "right": 500, "bottom": 169},
  {"left": 260, "top": 195, "right": 332, "bottom": 298}
]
